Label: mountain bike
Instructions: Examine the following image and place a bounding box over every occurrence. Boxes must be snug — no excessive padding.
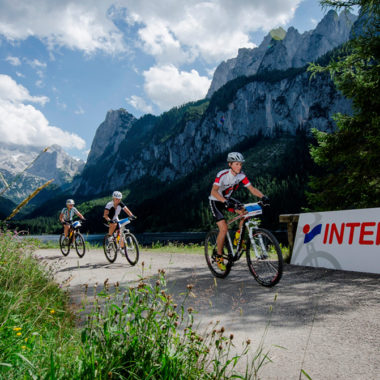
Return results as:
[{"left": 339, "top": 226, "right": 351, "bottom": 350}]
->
[
  {"left": 103, "top": 217, "right": 139, "bottom": 265},
  {"left": 59, "top": 220, "right": 86, "bottom": 258},
  {"left": 205, "top": 202, "right": 283, "bottom": 287}
]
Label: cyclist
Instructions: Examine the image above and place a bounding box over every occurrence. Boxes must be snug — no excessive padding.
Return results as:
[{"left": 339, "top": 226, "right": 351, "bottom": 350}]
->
[
  {"left": 209, "top": 152, "right": 269, "bottom": 270},
  {"left": 59, "top": 199, "right": 85, "bottom": 241},
  {"left": 103, "top": 191, "right": 136, "bottom": 247}
]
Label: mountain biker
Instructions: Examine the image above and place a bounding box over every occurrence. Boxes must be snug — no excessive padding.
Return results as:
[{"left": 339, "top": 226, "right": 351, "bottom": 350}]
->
[
  {"left": 209, "top": 152, "right": 269, "bottom": 271},
  {"left": 59, "top": 199, "right": 85, "bottom": 240},
  {"left": 103, "top": 191, "right": 136, "bottom": 246}
]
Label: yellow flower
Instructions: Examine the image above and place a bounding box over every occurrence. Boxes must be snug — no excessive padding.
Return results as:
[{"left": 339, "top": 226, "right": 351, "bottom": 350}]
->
[
  {"left": 50, "top": 309, "right": 55, "bottom": 314},
  {"left": 13, "top": 327, "right": 22, "bottom": 331},
  {"left": 25, "top": 338, "right": 28, "bottom": 343},
  {"left": 21, "top": 346, "right": 26, "bottom": 350},
  {"left": 16, "top": 332, "right": 22, "bottom": 336}
]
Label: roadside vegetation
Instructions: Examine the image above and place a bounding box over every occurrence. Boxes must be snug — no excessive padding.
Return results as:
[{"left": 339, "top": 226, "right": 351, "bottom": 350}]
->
[{"left": 0, "top": 230, "right": 272, "bottom": 379}]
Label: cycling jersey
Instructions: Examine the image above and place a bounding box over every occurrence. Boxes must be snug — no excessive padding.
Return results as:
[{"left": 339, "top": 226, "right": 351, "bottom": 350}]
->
[
  {"left": 209, "top": 169, "right": 251, "bottom": 201},
  {"left": 105, "top": 201, "right": 126, "bottom": 221},
  {"left": 61, "top": 207, "right": 80, "bottom": 222}
]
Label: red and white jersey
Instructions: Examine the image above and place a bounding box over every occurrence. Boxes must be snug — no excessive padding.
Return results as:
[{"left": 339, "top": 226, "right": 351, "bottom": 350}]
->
[{"left": 209, "top": 169, "right": 251, "bottom": 201}]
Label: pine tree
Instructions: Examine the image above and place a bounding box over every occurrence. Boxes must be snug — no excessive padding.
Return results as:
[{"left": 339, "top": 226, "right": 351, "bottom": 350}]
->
[{"left": 307, "top": 0, "right": 380, "bottom": 210}]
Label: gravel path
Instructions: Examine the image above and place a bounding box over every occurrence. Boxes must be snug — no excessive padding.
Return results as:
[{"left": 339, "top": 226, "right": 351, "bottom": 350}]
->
[{"left": 35, "top": 248, "right": 380, "bottom": 379}]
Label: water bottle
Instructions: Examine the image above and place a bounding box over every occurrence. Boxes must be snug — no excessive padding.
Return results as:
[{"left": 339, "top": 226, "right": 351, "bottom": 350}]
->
[{"left": 233, "top": 230, "right": 240, "bottom": 246}]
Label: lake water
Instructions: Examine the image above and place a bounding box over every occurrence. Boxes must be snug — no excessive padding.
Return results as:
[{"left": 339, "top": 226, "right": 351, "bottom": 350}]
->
[
  {"left": 28, "top": 232, "right": 207, "bottom": 245},
  {"left": 28, "top": 230, "right": 287, "bottom": 246}
]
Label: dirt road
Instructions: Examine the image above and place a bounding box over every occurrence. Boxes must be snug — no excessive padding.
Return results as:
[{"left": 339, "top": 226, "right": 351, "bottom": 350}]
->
[{"left": 35, "top": 248, "right": 380, "bottom": 379}]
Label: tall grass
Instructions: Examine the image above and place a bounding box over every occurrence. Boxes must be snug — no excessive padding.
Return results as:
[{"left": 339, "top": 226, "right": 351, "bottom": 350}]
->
[
  {"left": 0, "top": 230, "right": 272, "bottom": 379},
  {"left": 0, "top": 229, "right": 79, "bottom": 378}
]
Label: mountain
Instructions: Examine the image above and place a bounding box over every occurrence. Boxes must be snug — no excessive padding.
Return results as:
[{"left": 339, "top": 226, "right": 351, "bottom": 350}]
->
[
  {"left": 74, "top": 10, "right": 356, "bottom": 197},
  {"left": 206, "top": 10, "right": 357, "bottom": 97},
  {"left": 0, "top": 144, "right": 84, "bottom": 204}
]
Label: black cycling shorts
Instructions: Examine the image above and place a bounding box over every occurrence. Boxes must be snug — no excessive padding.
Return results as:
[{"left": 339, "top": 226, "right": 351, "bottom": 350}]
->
[{"left": 209, "top": 197, "right": 240, "bottom": 222}]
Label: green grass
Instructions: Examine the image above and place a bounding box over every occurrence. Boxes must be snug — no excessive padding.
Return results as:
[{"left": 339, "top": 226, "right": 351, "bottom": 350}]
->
[{"left": 0, "top": 230, "right": 274, "bottom": 379}]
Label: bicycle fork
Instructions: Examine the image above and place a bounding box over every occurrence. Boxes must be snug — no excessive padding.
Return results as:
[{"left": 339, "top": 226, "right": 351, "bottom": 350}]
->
[{"left": 245, "top": 221, "right": 267, "bottom": 259}]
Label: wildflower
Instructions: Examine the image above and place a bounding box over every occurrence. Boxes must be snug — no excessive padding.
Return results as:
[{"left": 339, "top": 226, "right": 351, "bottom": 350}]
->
[
  {"left": 50, "top": 309, "right": 55, "bottom": 314},
  {"left": 230, "top": 334, "right": 234, "bottom": 340},
  {"left": 13, "top": 327, "right": 22, "bottom": 332},
  {"left": 17, "top": 332, "right": 22, "bottom": 336},
  {"left": 246, "top": 339, "right": 251, "bottom": 345},
  {"left": 187, "top": 307, "right": 194, "bottom": 314},
  {"left": 21, "top": 346, "right": 27, "bottom": 350},
  {"left": 187, "top": 284, "right": 194, "bottom": 290},
  {"left": 25, "top": 338, "right": 28, "bottom": 342}
]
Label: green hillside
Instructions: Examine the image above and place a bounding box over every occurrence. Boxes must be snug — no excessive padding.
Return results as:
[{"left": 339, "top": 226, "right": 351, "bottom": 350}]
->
[{"left": 10, "top": 130, "right": 316, "bottom": 235}]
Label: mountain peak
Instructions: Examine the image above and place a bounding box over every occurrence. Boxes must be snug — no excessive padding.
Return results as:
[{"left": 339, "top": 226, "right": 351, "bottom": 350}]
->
[{"left": 206, "top": 10, "right": 357, "bottom": 97}]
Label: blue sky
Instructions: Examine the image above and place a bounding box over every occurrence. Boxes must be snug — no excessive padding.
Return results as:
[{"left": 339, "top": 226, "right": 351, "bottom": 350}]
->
[{"left": 0, "top": 0, "right": 330, "bottom": 160}]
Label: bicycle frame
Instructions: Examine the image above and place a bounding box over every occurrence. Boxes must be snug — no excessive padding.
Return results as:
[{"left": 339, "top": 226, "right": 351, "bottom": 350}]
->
[
  {"left": 225, "top": 203, "right": 263, "bottom": 261},
  {"left": 112, "top": 218, "right": 131, "bottom": 248}
]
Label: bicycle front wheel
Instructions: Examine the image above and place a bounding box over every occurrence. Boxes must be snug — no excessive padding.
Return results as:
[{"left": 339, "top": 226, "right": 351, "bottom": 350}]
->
[
  {"left": 59, "top": 233, "right": 70, "bottom": 256},
  {"left": 123, "top": 232, "right": 139, "bottom": 265},
  {"left": 75, "top": 233, "right": 86, "bottom": 258},
  {"left": 103, "top": 234, "right": 117, "bottom": 263},
  {"left": 246, "top": 228, "right": 283, "bottom": 287},
  {"left": 204, "top": 230, "right": 232, "bottom": 279}
]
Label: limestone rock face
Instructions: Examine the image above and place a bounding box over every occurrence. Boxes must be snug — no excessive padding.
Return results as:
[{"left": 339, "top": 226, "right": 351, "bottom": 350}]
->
[{"left": 206, "top": 10, "right": 357, "bottom": 98}]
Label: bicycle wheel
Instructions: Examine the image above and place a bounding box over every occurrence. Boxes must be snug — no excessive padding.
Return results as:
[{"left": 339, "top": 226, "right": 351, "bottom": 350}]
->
[
  {"left": 75, "top": 233, "right": 86, "bottom": 258},
  {"left": 123, "top": 232, "right": 139, "bottom": 265},
  {"left": 246, "top": 228, "right": 283, "bottom": 287},
  {"left": 59, "top": 233, "right": 70, "bottom": 256},
  {"left": 204, "top": 230, "right": 232, "bottom": 278},
  {"left": 103, "top": 234, "right": 117, "bottom": 263}
]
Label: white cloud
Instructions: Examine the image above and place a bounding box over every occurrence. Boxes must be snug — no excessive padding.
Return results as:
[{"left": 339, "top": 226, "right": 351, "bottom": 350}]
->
[
  {"left": 0, "top": 0, "right": 125, "bottom": 55},
  {"left": 122, "top": 0, "right": 301, "bottom": 63},
  {"left": 74, "top": 105, "right": 85, "bottom": 115},
  {"left": 6, "top": 56, "right": 21, "bottom": 66},
  {"left": 26, "top": 58, "right": 47, "bottom": 69},
  {"left": 143, "top": 65, "right": 211, "bottom": 110},
  {"left": 0, "top": 75, "right": 85, "bottom": 149},
  {"left": 127, "top": 95, "right": 153, "bottom": 114}
]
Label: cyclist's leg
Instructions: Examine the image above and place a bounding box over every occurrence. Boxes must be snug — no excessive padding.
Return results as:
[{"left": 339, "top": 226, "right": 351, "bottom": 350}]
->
[
  {"left": 63, "top": 223, "right": 69, "bottom": 237},
  {"left": 216, "top": 219, "right": 228, "bottom": 255},
  {"left": 108, "top": 222, "right": 117, "bottom": 236}
]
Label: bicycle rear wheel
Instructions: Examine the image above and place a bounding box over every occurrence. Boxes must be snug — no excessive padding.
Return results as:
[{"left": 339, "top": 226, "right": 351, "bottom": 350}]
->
[
  {"left": 204, "top": 230, "right": 232, "bottom": 278},
  {"left": 59, "top": 233, "right": 70, "bottom": 256},
  {"left": 103, "top": 234, "right": 117, "bottom": 263},
  {"left": 246, "top": 228, "right": 283, "bottom": 287},
  {"left": 123, "top": 232, "right": 139, "bottom": 265},
  {"left": 75, "top": 233, "right": 86, "bottom": 258}
]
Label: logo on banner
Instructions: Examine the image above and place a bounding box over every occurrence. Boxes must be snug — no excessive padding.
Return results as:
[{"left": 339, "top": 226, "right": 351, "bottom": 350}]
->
[
  {"left": 302, "top": 222, "right": 380, "bottom": 245},
  {"left": 303, "top": 224, "right": 322, "bottom": 243}
]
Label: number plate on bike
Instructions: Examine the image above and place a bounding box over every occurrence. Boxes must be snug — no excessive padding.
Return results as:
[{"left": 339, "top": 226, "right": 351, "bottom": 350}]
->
[{"left": 244, "top": 203, "right": 262, "bottom": 216}]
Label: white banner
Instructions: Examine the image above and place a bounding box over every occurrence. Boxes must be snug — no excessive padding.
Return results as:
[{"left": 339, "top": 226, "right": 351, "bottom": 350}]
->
[{"left": 291, "top": 208, "right": 380, "bottom": 274}]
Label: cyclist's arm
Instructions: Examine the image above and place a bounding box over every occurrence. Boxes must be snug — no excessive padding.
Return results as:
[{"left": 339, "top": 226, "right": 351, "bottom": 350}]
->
[
  {"left": 74, "top": 209, "right": 85, "bottom": 220},
  {"left": 211, "top": 184, "right": 227, "bottom": 203},
  {"left": 103, "top": 209, "right": 112, "bottom": 222},
  {"left": 59, "top": 212, "right": 65, "bottom": 223},
  {"left": 246, "top": 184, "right": 264, "bottom": 199},
  {"left": 122, "top": 205, "right": 134, "bottom": 217}
]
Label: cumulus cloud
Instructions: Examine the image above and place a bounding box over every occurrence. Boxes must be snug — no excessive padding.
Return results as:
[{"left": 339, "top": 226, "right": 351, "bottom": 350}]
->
[
  {"left": 0, "top": 75, "right": 85, "bottom": 149},
  {"left": 122, "top": 0, "right": 301, "bottom": 63},
  {"left": 0, "top": 0, "right": 125, "bottom": 54},
  {"left": 143, "top": 65, "right": 211, "bottom": 110},
  {"left": 127, "top": 95, "right": 153, "bottom": 114}
]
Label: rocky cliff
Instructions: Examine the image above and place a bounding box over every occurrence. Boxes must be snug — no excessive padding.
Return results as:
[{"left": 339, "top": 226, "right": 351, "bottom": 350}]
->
[
  {"left": 206, "top": 10, "right": 356, "bottom": 97},
  {"left": 76, "top": 10, "right": 356, "bottom": 195}
]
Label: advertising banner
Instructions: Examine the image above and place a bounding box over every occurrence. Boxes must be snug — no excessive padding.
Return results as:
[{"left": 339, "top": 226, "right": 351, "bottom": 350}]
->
[{"left": 291, "top": 208, "right": 380, "bottom": 274}]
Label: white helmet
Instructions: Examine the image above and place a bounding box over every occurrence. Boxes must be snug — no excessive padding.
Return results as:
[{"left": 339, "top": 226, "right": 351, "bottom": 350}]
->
[
  {"left": 66, "top": 199, "right": 75, "bottom": 205},
  {"left": 112, "top": 191, "right": 122, "bottom": 199},
  {"left": 227, "top": 152, "right": 245, "bottom": 163}
]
